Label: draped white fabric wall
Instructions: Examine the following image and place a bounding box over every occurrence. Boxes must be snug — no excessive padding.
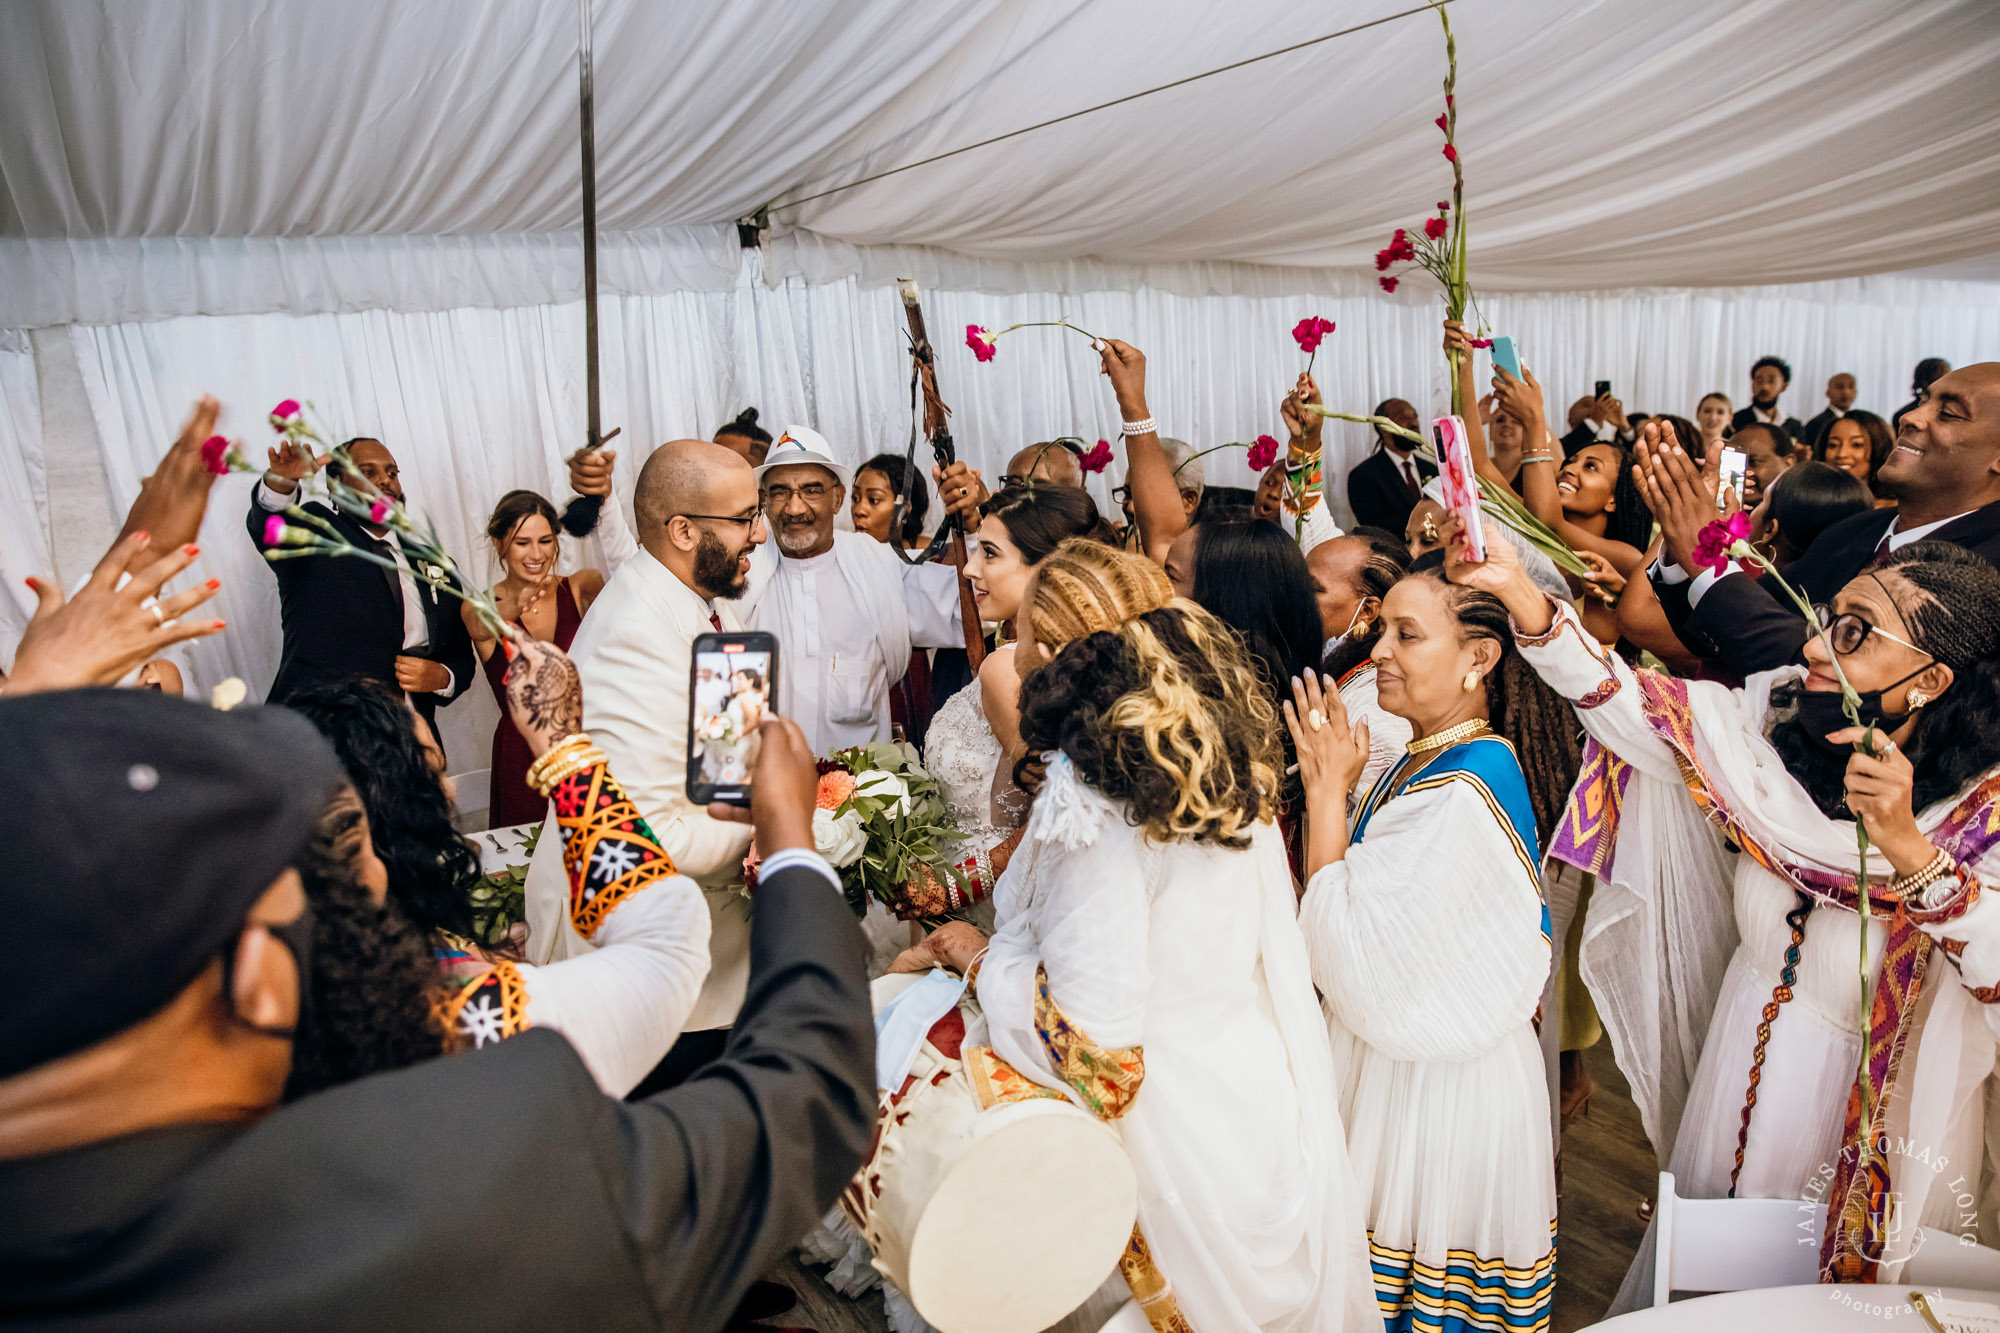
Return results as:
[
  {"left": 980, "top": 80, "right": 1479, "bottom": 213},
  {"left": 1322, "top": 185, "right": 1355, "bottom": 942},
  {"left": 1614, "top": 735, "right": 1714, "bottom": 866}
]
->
[
  {"left": 0, "top": 333, "right": 51, "bottom": 653},
  {"left": 23, "top": 260, "right": 2000, "bottom": 762}
]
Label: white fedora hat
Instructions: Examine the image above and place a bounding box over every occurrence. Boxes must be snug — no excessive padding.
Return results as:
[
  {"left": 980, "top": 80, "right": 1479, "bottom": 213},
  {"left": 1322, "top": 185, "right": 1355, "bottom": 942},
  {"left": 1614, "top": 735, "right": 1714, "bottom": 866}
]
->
[{"left": 754, "top": 426, "right": 851, "bottom": 491}]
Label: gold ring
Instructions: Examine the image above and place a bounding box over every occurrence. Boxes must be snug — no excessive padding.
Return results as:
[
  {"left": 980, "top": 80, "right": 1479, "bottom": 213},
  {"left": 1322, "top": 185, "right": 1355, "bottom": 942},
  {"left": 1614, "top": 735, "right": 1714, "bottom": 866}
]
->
[{"left": 1308, "top": 709, "right": 1325, "bottom": 731}]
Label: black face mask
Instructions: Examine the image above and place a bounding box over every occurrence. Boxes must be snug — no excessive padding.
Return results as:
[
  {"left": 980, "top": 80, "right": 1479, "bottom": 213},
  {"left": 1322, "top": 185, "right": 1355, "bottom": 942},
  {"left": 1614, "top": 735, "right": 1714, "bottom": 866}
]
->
[{"left": 1790, "top": 666, "right": 1929, "bottom": 755}]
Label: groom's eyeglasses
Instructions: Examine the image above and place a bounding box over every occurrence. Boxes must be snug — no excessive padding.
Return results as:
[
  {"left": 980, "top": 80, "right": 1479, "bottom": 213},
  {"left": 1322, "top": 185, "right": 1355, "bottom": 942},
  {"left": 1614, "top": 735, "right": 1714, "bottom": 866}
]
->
[{"left": 679, "top": 510, "right": 767, "bottom": 532}]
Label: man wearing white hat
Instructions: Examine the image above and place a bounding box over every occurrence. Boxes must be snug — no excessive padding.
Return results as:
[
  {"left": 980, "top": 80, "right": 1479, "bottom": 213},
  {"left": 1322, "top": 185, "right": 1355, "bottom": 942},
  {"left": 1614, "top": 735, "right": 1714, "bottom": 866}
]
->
[{"left": 744, "top": 427, "right": 963, "bottom": 754}]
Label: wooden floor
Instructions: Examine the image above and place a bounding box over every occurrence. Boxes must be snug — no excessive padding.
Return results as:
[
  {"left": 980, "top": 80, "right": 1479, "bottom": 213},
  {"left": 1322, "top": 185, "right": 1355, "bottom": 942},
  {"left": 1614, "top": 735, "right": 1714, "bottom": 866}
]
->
[{"left": 767, "top": 1039, "right": 1657, "bottom": 1333}]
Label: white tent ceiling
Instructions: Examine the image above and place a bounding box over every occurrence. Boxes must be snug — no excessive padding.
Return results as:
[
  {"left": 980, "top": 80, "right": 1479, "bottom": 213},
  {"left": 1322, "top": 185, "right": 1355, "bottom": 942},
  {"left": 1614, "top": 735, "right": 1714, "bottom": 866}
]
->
[{"left": 4, "top": 0, "right": 1999, "bottom": 326}]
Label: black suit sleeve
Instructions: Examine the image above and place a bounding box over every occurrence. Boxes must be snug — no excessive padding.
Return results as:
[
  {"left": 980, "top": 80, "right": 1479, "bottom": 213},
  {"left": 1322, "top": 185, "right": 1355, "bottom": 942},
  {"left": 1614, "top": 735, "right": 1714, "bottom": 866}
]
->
[
  {"left": 1682, "top": 520, "right": 1873, "bottom": 675},
  {"left": 601, "top": 862, "right": 875, "bottom": 1329},
  {"left": 429, "top": 580, "right": 476, "bottom": 703},
  {"left": 1348, "top": 460, "right": 1392, "bottom": 534}
]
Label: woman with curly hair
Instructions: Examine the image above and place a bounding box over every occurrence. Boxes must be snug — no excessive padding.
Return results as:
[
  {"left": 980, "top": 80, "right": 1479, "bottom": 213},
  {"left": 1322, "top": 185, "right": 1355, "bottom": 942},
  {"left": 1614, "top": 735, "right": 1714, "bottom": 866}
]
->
[
  {"left": 1461, "top": 526, "right": 2000, "bottom": 1301},
  {"left": 284, "top": 649, "right": 712, "bottom": 1096},
  {"left": 893, "top": 563, "right": 1377, "bottom": 1332},
  {"left": 1286, "top": 546, "right": 1580, "bottom": 1333}
]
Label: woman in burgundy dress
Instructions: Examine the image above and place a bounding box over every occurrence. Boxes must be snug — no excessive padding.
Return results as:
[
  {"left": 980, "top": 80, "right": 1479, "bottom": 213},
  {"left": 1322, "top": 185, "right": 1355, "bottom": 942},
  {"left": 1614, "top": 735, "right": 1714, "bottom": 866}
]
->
[{"left": 463, "top": 490, "right": 608, "bottom": 827}]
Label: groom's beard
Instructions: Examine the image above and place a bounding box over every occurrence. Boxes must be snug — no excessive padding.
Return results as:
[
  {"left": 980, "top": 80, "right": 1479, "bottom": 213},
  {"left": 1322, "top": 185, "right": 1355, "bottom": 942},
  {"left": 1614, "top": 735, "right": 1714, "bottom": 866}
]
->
[
  {"left": 284, "top": 861, "right": 448, "bottom": 1101},
  {"left": 692, "top": 529, "right": 748, "bottom": 600}
]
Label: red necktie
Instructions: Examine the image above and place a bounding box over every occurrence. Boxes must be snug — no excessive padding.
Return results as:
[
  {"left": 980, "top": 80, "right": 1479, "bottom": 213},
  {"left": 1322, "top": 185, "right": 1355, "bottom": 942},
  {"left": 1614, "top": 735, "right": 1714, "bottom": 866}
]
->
[
  {"left": 709, "top": 611, "right": 722, "bottom": 631},
  {"left": 1402, "top": 459, "right": 1420, "bottom": 499}
]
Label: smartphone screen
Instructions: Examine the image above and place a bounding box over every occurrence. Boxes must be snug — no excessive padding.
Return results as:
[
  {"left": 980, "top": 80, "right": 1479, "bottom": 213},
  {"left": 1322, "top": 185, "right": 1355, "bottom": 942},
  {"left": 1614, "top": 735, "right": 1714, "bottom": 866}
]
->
[
  {"left": 1490, "top": 336, "right": 1521, "bottom": 382},
  {"left": 1718, "top": 447, "right": 1749, "bottom": 508},
  {"left": 686, "top": 631, "right": 778, "bottom": 807},
  {"left": 1594, "top": 379, "right": 1612, "bottom": 400}
]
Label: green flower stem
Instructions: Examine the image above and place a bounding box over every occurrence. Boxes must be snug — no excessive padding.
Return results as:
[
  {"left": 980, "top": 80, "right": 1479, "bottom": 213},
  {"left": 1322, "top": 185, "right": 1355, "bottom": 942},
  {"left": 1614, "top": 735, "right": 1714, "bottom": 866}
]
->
[
  {"left": 991, "top": 318, "right": 1103, "bottom": 345},
  {"left": 266, "top": 533, "right": 513, "bottom": 642},
  {"left": 1723, "top": 537, "right": 1877, "bottom": 1146}
]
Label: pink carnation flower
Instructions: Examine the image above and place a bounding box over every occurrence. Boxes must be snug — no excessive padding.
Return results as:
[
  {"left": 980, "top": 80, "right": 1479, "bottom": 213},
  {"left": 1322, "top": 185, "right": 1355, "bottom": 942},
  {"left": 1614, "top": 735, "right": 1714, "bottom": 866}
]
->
[
  {"left": 1246, "top": 434, "right": 1280, "bottom": 472},
  {"left": 1291, "top": 316, "right": 1335, "bottom": 355},
  {"left": 368, "top": 498, "right": 392, "bottom": 524},
  {"left": 269, "top": 399, "right": 301, "bottom": 426},
  {"left": 263, "top": 515, "right": 289, "bottom": 546},
  {"left": 1691, "top": 512, "right": 1753, "bottom": 574},
  {"left": 200, "top": 435, "right": 232, "bottom": 476},
  {"left": 965, "top": 325, "right": 997, "bottom": 363},
  {"left": 1079, "top": 439, "right": 1115, "bottom": 475},
  {"left": 1470, "top": 337, "right": 1494, "bottom": 350}
]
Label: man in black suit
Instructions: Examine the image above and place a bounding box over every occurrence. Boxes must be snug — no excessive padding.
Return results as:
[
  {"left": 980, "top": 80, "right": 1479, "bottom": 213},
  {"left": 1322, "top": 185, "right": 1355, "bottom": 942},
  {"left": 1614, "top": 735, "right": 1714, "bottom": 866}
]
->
[
  {"left": 1648, "top": 363, "right": 2000, "bottom": 676},
  {"left": 1347, "top": 398, "right": 1436, "bottom": 535},
  {"left": 1730, "top": 354, "right": 1805, "bottom": 441},
  {"left": 247, "top": 436, "right": 474, "bottom": 733},
  {"left": 0, "top": 687, "right": 874, "bottom": 1333},
  {"left": 1799, "top": 371, "right": 1858, "bottom": 455}
]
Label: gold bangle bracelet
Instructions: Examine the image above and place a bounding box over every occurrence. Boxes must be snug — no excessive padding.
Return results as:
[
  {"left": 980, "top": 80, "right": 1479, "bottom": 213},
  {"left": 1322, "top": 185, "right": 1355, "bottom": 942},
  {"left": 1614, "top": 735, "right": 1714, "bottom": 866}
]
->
[
  {"left": 531, "top": 747, "right": 606, "bottom": 797},
  {"left": 525, "top": 734, "right": 594, "bottom": 792}
]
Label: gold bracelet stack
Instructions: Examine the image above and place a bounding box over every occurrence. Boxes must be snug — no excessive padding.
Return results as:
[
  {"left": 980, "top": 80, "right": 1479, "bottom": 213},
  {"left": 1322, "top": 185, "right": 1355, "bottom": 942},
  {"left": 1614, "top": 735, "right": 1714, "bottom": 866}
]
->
[
  {"left": 526, "top": 733, "right": 606, "bottom": 796},
  {"left": 1890, "top": 846, "right": 1956, "bottom": 902}
]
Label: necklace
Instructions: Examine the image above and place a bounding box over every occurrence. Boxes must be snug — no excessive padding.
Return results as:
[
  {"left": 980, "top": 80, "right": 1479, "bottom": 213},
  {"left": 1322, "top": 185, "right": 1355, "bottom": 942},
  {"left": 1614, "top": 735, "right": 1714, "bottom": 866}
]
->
[{"left": 1406, "top": 717, "right": 1490, "bottom": 755}]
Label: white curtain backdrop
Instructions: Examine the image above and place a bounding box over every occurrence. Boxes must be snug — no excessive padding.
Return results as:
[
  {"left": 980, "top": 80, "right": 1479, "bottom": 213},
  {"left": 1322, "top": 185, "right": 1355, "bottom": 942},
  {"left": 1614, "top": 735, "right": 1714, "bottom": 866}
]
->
[
  {"left": 0, "top": 331, "right": 50, "bottom": 655},
  {"left": 19, "top": 254, "right": 1998, "bottom": 761}
]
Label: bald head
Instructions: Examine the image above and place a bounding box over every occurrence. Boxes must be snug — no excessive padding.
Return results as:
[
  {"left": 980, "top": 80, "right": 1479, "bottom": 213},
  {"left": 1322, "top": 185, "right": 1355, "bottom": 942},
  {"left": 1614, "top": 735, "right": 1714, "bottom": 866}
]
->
[
  {"left": 635, "top": 439, "right": 754, "bottom": 533},
  {"left": 1004, "top": 442, "right": 1083, "bottom": 490}
]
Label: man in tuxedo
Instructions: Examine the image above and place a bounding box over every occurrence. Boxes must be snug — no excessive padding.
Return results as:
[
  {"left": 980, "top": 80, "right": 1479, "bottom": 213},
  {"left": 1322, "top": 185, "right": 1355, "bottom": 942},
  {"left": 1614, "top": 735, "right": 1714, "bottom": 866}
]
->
[
  {"left": 1731, "top": 355, "right": 1805, "bottom": 440},
  {"left": 522, "top": 439, "right": 769, "bottom": 1088},
  {"left": 1346, "top": 398, "right": 1435, "bottom": 535},
  {"left": 247, "top": 437, "right": 473, "bottom": 734},
  {"left": 0, "top": 687, "right": 872, "bottom": 1333},
  {"left": 1800, "top": 371, "right": 1859, "bottom": 454},
  {"left": 1649, "top": 363, "right": 2000, "bottom": 675}
]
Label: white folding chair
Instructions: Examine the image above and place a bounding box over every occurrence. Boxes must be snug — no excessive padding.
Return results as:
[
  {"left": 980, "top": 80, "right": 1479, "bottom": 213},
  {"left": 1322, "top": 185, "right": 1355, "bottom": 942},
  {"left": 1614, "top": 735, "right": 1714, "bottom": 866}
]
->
[
  {"left": 1653, "top": 1170, "right": 1822, "bottom": 1305},
  {"left": 449, "top": 767, "right": 492, "bottom": 833},
  {"left": 1903, "top": 1228, "right": 2000, "bottom": 1290}
]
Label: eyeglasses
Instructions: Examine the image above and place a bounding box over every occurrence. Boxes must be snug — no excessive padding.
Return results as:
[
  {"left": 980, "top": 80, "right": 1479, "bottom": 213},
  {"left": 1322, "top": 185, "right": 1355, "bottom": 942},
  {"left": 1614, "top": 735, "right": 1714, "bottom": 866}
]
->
[
  {"left": 678, "top": 510, "right": 767, "bottom": 533},
  {"left": 1810, "top": 604, "right": 1926, "bottom": 658},
  {"left": 762, "top": 482, "right": 830, "bottom": 505},
  {"left": 1111, "top": 484, "right": 1133, "bottom": 505}
]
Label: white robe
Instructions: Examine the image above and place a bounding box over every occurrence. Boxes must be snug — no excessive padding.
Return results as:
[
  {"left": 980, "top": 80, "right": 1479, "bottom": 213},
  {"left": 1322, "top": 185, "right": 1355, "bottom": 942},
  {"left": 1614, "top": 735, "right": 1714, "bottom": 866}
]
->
[
  {"left": 1518, "top": 599, "right": 2000, "bottom": 1291},
  {"left": 743, "top": 533, "right": 963, "bottom": 755},
  {"left": 1299, "top": 735, "right": 1557, "bottom": 1331},
  {"left": 974, "top": 755, "right": 1379, "bottom": 1332}
]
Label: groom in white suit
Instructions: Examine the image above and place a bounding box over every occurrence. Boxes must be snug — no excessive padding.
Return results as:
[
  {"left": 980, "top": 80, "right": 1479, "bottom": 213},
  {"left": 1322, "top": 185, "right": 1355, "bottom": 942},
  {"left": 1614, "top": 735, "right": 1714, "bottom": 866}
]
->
[{"left": 524, "top": 437, "right": 769, "bottom": 1089}]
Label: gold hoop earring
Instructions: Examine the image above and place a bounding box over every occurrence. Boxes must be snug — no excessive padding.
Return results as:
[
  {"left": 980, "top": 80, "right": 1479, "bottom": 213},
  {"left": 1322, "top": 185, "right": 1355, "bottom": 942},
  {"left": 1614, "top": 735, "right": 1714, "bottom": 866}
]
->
[
  {"left": 1908, "top": 689, "right": 1932, "bottom": 710},
  {"left": 1462, "top": 670, "right": 1481, "bottom": 693}
]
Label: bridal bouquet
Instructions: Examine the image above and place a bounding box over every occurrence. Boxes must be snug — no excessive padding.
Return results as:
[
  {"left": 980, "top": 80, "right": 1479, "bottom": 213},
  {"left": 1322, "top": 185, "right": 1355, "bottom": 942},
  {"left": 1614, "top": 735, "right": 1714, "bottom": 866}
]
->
[
  {"left": 810, "top": 741, "right": 968, "bottom": 918},
  {"left": 695, "top": 710, "right": 741, "bottom": 747}
]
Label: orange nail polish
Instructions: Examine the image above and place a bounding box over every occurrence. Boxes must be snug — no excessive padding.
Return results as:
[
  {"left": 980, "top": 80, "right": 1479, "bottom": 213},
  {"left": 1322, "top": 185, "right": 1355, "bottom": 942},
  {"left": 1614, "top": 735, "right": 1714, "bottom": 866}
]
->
[
  {"left": 184, "top": 544, "right": 200, "bottom": 557},
  {"left": 205, "top": 578, "right": 221, "bottom": 590}
]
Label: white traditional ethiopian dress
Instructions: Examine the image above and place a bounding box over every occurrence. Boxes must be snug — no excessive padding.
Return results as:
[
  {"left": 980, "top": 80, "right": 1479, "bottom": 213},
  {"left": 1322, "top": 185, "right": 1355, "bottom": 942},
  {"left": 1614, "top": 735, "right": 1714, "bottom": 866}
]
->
[
  {"left": 1299, "top": 732, "right": 1557, "bottom": 1333},
  {"left": 973, "top": 754, "right": 1380, "bottom": 1332},
  {"left": 1517, "top": 599, "right": 2000, "bottom": 1298}
]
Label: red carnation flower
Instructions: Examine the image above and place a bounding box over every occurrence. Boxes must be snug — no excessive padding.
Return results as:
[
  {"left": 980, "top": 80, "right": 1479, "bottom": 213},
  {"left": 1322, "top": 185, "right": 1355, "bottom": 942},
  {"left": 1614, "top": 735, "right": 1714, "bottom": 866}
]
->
[
  {"left": 1379, "top": 276, "right": 1399, "bottom": 293},
  {"left": 1246, "top": 435, "right": 1280, "bottom": 472},
  {"left": 269, "top": 399, "right": 301, "bottom": 423},
  {"left": 965, "top": 325, "right": 997, "bottom": 362},
  {"left": 1424, "top": 216, "right": 1448, "bottom": 240},
  {"left": 1470, "top": 337, "right": 1494, "bottom": 350},
  {"left": 200, "top": 434, "right": 231, "bottom": 475},
  {"left": 1374, "top": 249, "right": 1393, "bottom": 272},
  {"left": 1078, "top": 439, "right": 1115, "bottom": 475}
]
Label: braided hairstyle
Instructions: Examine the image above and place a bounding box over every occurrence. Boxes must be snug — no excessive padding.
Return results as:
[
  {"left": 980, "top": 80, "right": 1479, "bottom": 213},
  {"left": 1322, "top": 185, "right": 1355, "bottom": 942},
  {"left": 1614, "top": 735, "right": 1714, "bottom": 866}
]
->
[
  {"left": 1016, "top": 602, "right": 1282, "bottom": 847},
  {"left": 1406, "top": 563, "right": 1584, "bottom": 844},
  {"left": 1021, "top": 538, "right": 1174, "bottom": 655},
  {"left": 1322, "top": 528, "right": 1412, "bottom": 680},
  {"left": 1604, "top": 448, "right": 1655, "bottom": 554}
]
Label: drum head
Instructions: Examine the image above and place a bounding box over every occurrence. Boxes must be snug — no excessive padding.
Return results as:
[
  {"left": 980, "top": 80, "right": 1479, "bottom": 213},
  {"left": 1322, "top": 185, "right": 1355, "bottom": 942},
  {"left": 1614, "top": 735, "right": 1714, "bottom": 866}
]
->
[{"left": 902, "top": 1100, "right": 1137, "bottom": 1333}]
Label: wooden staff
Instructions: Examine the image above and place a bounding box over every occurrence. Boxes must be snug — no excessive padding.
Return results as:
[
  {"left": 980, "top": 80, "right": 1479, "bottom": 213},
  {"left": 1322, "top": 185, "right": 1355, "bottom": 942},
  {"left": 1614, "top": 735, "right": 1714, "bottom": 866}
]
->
[{"left": 895, "top": 280, "right": 986, "bottom": 670}]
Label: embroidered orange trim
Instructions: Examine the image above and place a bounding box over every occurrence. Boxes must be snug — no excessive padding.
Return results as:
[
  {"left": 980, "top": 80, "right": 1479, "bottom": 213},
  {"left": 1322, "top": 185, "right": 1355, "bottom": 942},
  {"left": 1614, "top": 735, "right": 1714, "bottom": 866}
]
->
[
  {"left": 551, "top": 762, "right": 680, "bottom": 940},
  {"left": 1034, "top": 964, "right": 1145, "bottom": 1119},
  {"left": 963, "top": 1044, "right": 1064, "bottom": 1110},
  {"left": 443, "top": 961, "right": 530, "bottom": 1049},
  {"left": 1121, "top": 1227, "right": 1195, "bottom": 1332}
]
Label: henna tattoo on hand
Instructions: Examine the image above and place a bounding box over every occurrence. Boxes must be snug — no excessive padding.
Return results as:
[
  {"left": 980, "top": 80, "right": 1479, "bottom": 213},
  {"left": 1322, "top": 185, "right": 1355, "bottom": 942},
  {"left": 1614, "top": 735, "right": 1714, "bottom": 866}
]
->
[{"left": 504, "top": 642, "right": 582, "bottom": 743}]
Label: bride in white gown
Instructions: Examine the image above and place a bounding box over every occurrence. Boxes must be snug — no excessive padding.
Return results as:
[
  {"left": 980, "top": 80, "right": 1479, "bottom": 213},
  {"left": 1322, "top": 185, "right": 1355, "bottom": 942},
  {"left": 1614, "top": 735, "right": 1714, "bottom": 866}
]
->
[{"left": 893, "top": 543, "right": 1378, "bottom": 1332}]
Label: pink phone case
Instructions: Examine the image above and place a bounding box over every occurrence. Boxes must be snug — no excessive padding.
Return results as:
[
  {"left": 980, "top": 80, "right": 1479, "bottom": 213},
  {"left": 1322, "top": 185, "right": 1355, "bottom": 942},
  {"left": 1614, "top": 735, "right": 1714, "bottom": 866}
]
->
[{"left": 1432, "top": 415, "right": 1487, "bottom": 562}]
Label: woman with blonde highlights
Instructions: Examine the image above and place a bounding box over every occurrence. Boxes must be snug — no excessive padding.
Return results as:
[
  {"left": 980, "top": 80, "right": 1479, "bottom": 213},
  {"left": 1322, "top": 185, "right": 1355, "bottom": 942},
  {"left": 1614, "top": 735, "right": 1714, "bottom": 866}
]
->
[{"left": 894, "top": 584, "right": 1377, "bottom": 1332}]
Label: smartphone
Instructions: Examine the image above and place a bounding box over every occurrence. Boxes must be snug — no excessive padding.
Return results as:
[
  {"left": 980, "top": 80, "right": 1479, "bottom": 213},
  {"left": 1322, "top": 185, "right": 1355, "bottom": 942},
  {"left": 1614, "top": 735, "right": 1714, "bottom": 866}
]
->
[
  {"left": 1594, "top": 379, "right": 1612, "bottom": 400},
  {"left": 1490, "top": 336, "right": 1522, "bottom": 383},
  {"left": 1718, "top": 447, "right": 1749, "bottom": 508},
  {"left": 1431, "top": 415, "right": 1487, "bottom": 563},
  {"left": 686, "top": 631, "right": 779, "bottom": 807}
]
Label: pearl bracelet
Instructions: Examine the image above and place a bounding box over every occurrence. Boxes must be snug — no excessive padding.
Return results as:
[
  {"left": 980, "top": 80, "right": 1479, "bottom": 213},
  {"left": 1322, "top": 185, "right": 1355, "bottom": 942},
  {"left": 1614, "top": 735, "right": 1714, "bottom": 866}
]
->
[{"left": 1121, "top": 417, "right": 1158, "bottom": 437}]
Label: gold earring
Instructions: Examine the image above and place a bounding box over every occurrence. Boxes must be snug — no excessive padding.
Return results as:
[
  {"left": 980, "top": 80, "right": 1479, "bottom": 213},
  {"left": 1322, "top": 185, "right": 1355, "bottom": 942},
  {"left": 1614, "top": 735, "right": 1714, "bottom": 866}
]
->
[
  {"left": 1462, "top": 670, "right": 1481, "bottom": 693},
  {"left": 1908, "top": 689, "right": 1932, "bottom": 710}
]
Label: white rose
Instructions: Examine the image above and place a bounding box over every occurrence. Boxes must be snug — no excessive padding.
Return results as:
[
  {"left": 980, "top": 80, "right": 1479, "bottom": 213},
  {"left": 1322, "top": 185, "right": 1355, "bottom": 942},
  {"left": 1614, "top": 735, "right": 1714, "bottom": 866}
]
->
[
  {"left": 813, "top": 807, "right": 868, "bottom": 868},
  {"left": 209, "top": 677, "right": 248, "bottom": 712},
  {"left": 852, "top": 769, "right": 913, "bottom": 817}
]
